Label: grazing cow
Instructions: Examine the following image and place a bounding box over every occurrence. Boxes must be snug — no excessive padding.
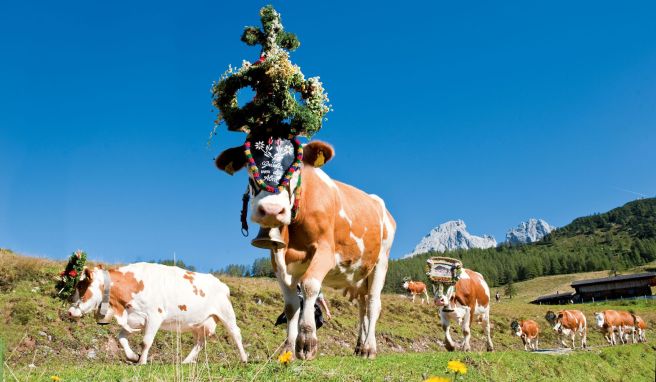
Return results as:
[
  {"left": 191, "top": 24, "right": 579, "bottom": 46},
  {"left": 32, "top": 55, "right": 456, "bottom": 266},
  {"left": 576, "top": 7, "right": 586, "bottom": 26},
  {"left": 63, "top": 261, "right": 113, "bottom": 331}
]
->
[
  {"left": 67, "top": 263, "right": 248, "bottom": 365},
  {"left": 593, "top": 310, "right": 635, "bottom": 345},
  {"left": 433, "top": 269, "right": 494, "bottom": 352},
  {"left": 215, "top": 140, "right": 395, "bottom": 360},
  {"left": 634, "top": 315, "right": 648, "bottom": 343},
  {"left": 511, "top": 319, "right": 539, "bottom": 351},
  {"left": 545, "top": 310, "right": 587, "bottom": 349},
  {"left": 402, "top": 279, "right": 429, "bottom": 304}
]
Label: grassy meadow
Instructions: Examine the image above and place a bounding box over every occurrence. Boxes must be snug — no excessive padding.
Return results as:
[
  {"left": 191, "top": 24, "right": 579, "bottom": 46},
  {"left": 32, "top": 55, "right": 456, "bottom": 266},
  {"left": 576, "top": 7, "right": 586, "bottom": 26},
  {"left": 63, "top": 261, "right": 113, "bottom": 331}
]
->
[{"left": 1, "top": 249, "right": 655, "bottom": 381}]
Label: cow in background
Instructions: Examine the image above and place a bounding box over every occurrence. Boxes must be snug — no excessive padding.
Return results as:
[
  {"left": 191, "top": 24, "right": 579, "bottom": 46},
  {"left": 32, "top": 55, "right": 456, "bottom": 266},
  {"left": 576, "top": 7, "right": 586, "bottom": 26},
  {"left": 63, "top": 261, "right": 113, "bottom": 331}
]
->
[
  {"left": 433, "top": 269, "right": 494, "bottom": 352},
  {"left": 594, "top": 310, "right": 635, "bottom": 345},
  {"left": 634, "top": 315, "right": 648, "bottom": 343},
  {"left": 545, "top": 310, "right": 587, "bottom": 349},
  {"left": 402, "top": 278, "right": 429, "bottom": 304},
  {"left": 67, "top": 263, "right": 248, "bottom": 365},
  {"left": 215, "top": 140, "right": 396, "bottom": 360},
  {"left": 511, "top": 319, "right": 539, "bottom": 351}
]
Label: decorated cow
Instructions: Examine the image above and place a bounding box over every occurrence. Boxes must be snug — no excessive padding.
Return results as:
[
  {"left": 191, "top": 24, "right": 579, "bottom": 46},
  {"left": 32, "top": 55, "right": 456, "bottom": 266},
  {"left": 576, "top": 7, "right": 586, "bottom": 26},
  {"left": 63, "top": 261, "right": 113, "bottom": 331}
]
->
[
  {"left": 545, "top": 310, "right": 587, "bottom": 349},
  {"left": 66, "top": 262, "right": 248, "bottom": 364},
  {"left": 511, "top": 319, "right": 539, "bottom": 351},
  {"left": 402, "top": 277, "right": 430, "bottom": 304},
  {"left": 426, "top": 257, "right": 494, "bottom": 352},
  {"left": 215, "top": 138, "right": 395, "bottom": 360}
]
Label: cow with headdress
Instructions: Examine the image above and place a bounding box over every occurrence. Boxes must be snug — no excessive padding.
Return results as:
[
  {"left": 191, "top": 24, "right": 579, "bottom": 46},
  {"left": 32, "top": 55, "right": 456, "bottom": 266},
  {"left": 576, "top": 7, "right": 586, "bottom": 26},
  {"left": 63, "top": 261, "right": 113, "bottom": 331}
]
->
[
  {"left": 426, "top": 257, "right": 494, "bottom": 352},
  {"left": 215, "top": 136, "right": 395, "bottom": 360}
]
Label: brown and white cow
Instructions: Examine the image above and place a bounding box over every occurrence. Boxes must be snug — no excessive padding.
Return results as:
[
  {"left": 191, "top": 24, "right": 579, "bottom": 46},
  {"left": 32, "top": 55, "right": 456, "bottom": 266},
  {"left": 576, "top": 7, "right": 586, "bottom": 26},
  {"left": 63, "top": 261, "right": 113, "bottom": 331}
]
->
[
  {"left": 402, "top": 279, "right": 429, "bottom": 304},
  {"left": 67, "top": 263, "right": 248, "bottom": 364},
  {"left": 594, "top": 310, "right": 635, "bottom": 345},
  {"left": 215, "top": 140, "right": 395, "bottom": 360},
  {"left": 511, "top": 319, "right": 539, "bottom": 351},
  {"left": 634, "top": 315, "right": 648, "bottom": 343},
  {"left": 545, "top": 310, "right": 587, "bottom": 349},
  {"left": 433, "top": 269, "right": 494, "bottom": 351}
]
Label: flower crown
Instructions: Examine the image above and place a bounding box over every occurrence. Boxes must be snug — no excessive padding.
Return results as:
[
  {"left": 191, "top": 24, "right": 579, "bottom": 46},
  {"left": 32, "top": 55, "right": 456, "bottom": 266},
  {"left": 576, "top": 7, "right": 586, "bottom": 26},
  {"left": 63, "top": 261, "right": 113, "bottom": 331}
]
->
[{"left": 55, "top": 250, "right": 87, "bottom": 300}]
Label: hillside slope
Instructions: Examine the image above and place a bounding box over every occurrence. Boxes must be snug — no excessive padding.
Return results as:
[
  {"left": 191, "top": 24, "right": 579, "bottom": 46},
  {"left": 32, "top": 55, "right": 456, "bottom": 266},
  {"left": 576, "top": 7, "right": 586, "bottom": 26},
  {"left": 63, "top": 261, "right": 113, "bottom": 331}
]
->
[
  {"left": 385, "top": 198, "right": 656, "bottom": 293},
  {"left": 1, "top": 249, "right": 655, "bottom": 377}
]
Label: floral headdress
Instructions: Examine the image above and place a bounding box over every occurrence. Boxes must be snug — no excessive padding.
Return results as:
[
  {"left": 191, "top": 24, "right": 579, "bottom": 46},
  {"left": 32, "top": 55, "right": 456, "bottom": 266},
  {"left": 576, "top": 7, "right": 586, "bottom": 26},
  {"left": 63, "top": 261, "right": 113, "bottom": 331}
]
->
[
  {"left": 210, "top": 5, "right": 330, "bottom": 139},
  {"left": 55, "top": 250, "right": 87, "bottom": 300}
]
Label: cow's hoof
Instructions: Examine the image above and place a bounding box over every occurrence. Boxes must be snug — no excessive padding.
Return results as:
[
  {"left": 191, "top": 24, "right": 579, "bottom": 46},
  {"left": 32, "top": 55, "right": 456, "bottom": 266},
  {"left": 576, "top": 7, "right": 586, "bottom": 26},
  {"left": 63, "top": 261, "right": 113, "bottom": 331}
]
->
[
  {"left": 486, "top": 344, "right": 494, "bottom": 352},
  {"left": 444, "top": 342, "right": 455, "bottom": 352},
  {"left": 125, "top": 354, "right": 140, "bottom": 363},
  {"left": 358, "top": 346, "right": 376, "bottom": 359},
  {"left": 295, "top": 325, "right": 318, "bottom": 360}
]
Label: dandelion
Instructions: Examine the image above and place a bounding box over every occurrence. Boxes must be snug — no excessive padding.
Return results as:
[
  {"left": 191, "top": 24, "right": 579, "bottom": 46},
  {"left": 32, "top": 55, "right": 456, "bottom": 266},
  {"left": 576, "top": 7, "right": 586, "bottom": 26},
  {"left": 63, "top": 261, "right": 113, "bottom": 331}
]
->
[
  {"left": 447, "top": 360, "right": 467, "bottom": 375},
  {"left": 424, "top": 377, "right": 450, "bottom": 382},
  {"left": 50, "top": 376, "right": 61, "bottom": 381},
  {"left": 278, "top": 350, "right": 293, "bottom": 366}
]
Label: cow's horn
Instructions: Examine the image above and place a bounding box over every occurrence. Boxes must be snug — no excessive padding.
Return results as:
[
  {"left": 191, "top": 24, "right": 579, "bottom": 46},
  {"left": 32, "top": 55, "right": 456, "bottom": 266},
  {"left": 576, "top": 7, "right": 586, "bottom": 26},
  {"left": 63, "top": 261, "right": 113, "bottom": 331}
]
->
[{"left": 251, "top": 227, "right": 286, "bottom": 250}]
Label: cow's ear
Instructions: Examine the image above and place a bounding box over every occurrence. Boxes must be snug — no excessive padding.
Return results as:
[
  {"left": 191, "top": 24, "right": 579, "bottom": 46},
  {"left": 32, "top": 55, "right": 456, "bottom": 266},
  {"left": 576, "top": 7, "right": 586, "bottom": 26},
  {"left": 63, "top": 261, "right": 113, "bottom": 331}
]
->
[
  {"left": 302, "top": 141, "right": 334, "bottom": 168},
  {"left": 215, "top": 146, "right": 247, "bottom": 175},
  {"left": 82, "top": 267, "right": 92, "bottom": 281}
]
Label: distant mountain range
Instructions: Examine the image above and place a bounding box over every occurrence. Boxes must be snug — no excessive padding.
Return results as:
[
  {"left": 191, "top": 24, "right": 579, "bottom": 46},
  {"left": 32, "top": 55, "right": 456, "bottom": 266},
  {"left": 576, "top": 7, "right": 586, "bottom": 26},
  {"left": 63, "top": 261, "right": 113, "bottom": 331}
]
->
[
  {"left": 404, "top": 218, "right": 555, "bottom": 258},
  {"left": 403, "top": 220, "right": 496, "bottom": 258},
  {"left": 505, "top": 218, "right": 555, "bottom": 245},
  {"left": 385, "top": 197, "right": 656, "bottom": 293}
]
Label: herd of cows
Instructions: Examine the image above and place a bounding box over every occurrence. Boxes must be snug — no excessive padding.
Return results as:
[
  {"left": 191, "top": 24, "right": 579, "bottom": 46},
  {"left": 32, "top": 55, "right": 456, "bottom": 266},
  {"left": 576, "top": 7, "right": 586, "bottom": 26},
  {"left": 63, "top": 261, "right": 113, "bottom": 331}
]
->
[
  {"left": 512, "top": 309, "right": 648, "bottom": 352},
  {"left": 61, "top": 139, "right": 648, "bottom": 365}
]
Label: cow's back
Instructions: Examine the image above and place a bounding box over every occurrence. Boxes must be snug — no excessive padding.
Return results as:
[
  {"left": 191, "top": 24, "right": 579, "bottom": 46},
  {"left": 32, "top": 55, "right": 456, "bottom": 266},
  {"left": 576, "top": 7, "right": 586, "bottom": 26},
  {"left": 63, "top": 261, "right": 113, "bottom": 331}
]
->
[
  {"left": 123, "top": 263, "right": 228, "bottom": 315},
  {"left": 521, "top": 320, "right": 539, "bottom": 338},
  {"left": 454, "top": 269, "right": 490, "bottom": 310},
  {"left": 285, "top": 166, "right": 395, "bottom": 286}
]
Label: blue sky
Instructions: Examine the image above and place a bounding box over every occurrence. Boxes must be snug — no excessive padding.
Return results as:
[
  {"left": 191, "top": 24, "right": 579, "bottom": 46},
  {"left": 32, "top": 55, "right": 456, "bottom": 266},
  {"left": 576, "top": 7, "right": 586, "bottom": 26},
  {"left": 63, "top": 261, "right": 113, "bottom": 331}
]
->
[{"left": 1, "top": 1, "right": 655, "bottom": 271}]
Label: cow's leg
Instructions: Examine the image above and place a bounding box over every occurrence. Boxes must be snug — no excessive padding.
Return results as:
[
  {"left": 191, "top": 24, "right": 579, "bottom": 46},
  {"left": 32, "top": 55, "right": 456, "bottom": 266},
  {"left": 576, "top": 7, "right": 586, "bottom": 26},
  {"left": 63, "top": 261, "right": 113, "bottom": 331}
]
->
[
  {"left": 411, "top": 293, "right": 416, "bottom": 303},
  {"left": 182, "top": 330, "right": 206, "bottom": 364},
  {"left": 360, "top": 252, "right": 389, "bottom": 359},
  {"left": 570, "top": 332, "right": 576, "bottom": 349},
  {"left": 118, "top": 328, "right": 139, "bottom": 363},
  {"left": 581, "top": 328, "right": 587, "bottom": 349},
  {"left": 277, "top": 277, "right": 300, "bottom": 356},
  {"left": 461, "top": 308, "right": 473, "bottom": 351},
  {"left": 482, "top": 310, "right": 493, "bottom": 351},
  {"left": 355, "top": 292, "right": 369, "bottom": 355},
  {"left": 214, "top": 301, "right": 248, "bottom": 363},
  {"left": 137, "top": 316, "right": 163, "bottom": 365},
  {"left": 440, "top": 311, "right": 456, "bottom": 351},
  {"left": 522, "top": 336, "right": 528, "bottom": 351},
  {"left": 422, "top": 290, "right": 429, "bottom": 305}
]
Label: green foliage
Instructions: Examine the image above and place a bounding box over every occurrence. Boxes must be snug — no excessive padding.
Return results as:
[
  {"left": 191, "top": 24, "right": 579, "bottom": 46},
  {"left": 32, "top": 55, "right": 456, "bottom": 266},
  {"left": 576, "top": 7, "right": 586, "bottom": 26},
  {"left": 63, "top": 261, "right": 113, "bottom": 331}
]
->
[
  {"left": 54, "top": 250, "right": 87, "bottom": 301},
  {"left": 214, "top": 263, "right": 250, "bottom": 277},
  {"left": 211, "top": 5, "right": 330, "bottom": 137},
  {"left": 503, "top": 280, "right": 516, "bottom": 298},
  {"left": 9, "top": 298, "right": 38, "bottom": 325},
  {"left": 152, "top": 259, "right": 196, "bottom": 271},
  {"left": 251, "top": 256, "right": 275, "bottom": 277},
  {"left": 385, "top": 198, "right": 656, "bottom": 292}
]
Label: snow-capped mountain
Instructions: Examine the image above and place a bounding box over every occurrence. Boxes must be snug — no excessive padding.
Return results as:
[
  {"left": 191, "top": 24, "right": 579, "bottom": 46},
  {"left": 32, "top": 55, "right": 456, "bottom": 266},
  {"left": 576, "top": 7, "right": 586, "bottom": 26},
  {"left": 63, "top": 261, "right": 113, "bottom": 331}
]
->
[
  {"left": 505, "top": 218, "right": 555, "bottom": 245},
  {"left": 404, "top": 220, "right": 497, "bottom": 258}
]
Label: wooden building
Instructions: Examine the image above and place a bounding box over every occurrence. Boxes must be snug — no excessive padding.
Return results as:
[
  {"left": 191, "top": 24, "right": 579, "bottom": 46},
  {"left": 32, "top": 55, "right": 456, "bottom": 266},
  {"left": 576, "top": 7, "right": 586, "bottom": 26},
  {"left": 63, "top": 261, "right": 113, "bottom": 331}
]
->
[
  {"left": 570, "top": 272, "right": 656, "bottom": 302},
  {"left": 530, "top": 272, "right": 656, "bottom": 305}
]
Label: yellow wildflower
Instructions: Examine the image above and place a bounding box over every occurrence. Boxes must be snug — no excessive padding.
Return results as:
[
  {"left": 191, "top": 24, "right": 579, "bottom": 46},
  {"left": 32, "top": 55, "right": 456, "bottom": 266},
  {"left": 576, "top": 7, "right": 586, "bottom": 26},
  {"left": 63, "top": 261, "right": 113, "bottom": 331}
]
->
[
  {"left": 447, "top": 360, "right": 468, "bottom": 375},
  {"left": 50, "top": 377, "right": 61, "bottom": 382},
  {"left": 424, "top": 377, "right": 450, "bottom": 382},
  {"left": 278, "top": 350, "right": 293, "bottom": 365}
]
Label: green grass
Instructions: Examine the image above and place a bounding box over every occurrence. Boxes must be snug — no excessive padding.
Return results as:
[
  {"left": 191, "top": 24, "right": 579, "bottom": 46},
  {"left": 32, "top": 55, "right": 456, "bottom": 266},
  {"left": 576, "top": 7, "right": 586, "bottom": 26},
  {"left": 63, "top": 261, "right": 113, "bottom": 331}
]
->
[
  {"left": 2, "top": 249, "right": 656, "bottom": 381},
  {"left": 5, "top": 344, "right": 655, "bottom": 382}
]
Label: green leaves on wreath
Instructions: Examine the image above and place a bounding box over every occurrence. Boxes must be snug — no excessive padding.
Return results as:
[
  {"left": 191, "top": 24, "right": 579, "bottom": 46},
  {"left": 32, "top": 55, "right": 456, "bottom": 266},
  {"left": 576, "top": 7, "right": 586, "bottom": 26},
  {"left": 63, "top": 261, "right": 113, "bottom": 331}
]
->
[
  {"left": 211, "top": 5, "right": 329, "bottom": 137},
  {"left": 55, "top": 250, "right": 87, "bottom": 300}
]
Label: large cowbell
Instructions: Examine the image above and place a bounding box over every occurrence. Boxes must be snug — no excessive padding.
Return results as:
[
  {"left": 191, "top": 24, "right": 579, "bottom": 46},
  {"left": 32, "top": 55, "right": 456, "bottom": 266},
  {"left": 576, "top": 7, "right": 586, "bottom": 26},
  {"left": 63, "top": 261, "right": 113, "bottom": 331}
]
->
[{"left": 248, "top": 136, "right": 296, "bottom": 189}]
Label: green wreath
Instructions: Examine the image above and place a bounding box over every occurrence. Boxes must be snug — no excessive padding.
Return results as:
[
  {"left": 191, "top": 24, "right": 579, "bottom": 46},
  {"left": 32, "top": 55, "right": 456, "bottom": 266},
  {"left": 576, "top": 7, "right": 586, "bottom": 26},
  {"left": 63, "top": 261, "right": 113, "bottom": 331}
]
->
[
  {"left": 55, "top": 250, "right": 87, "bottom": 300},
  {"left": 211, "top": 5, "right": 330, "bottom": 137}
]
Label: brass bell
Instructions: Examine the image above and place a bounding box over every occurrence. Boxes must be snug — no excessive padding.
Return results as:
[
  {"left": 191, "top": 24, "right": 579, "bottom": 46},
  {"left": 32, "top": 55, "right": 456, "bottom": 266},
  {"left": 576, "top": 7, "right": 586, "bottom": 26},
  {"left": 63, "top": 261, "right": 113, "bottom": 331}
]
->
[{"left": 251, "top": 227, "right": 286, "bottom": 250}]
